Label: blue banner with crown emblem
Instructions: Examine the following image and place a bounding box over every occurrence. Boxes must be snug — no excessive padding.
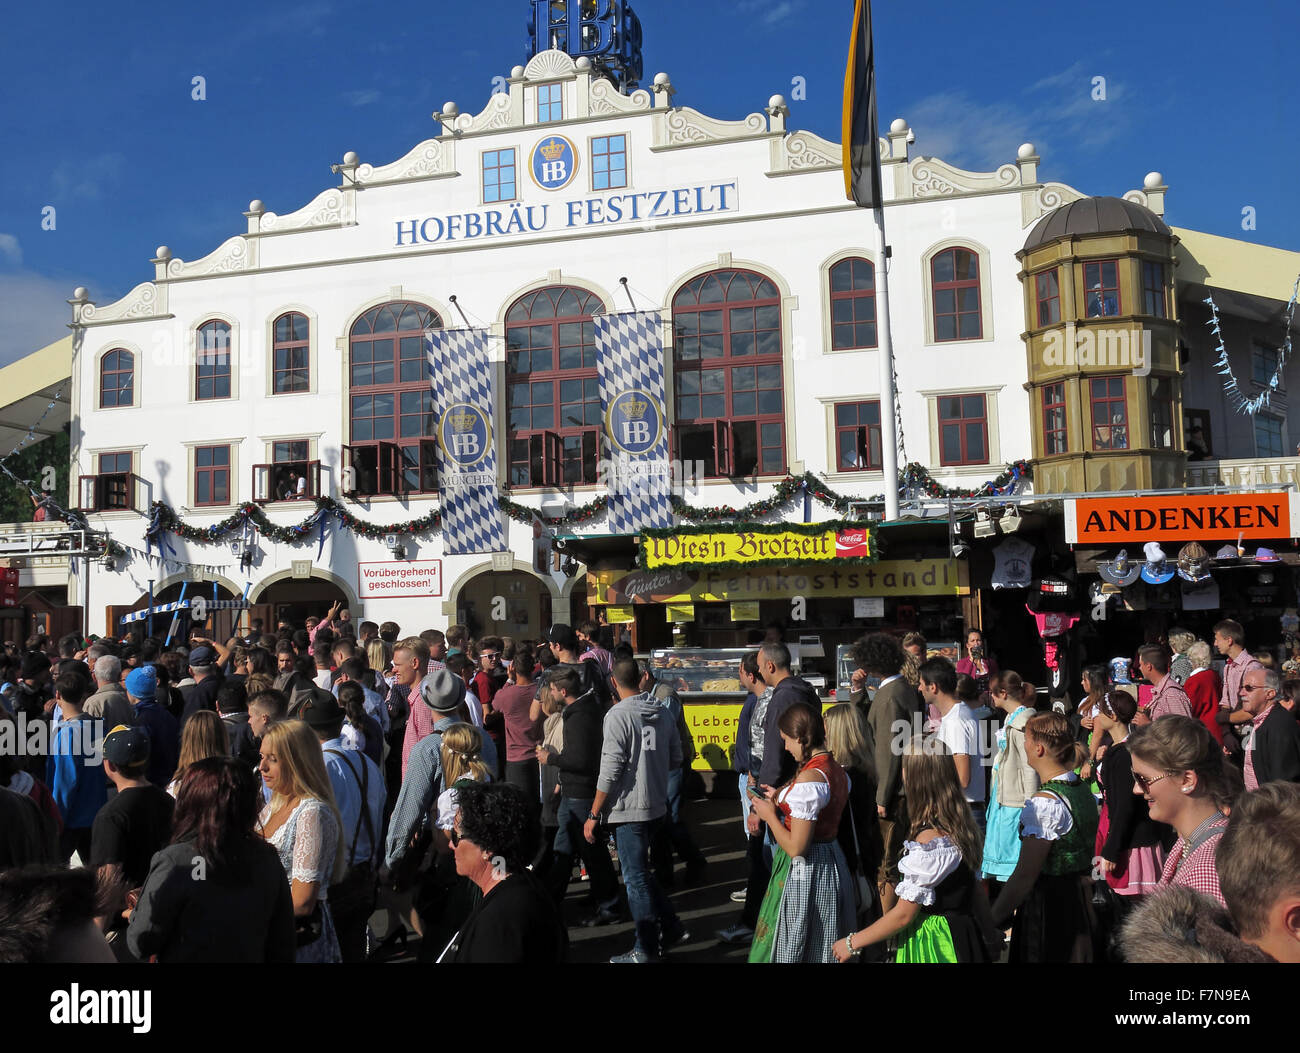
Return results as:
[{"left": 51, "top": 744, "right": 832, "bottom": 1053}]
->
[
  {"left": 426, "top": 329, "right": 508, "bottom": 555},
  {"left": 593, "top": 311, "right": 674, "bottom": 533}
]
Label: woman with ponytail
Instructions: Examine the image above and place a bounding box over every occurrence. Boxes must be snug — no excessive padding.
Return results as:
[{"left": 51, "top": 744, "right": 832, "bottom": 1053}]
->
[
  {"left": 982, "top": 671, "right": 1039, "bottom": 886},
  {"left": 991, "top": 711, "right": 1101, "bottom": 962}
]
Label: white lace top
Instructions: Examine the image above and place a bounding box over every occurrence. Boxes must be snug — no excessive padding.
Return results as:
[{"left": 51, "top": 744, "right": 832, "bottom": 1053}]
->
[
  {"left": 896, "top": 836, "right": 964, "bottom": 906},
  {"left": 260, "top": 797, "right": 340, "bottom": 895},
  {"left": 1020, "top": 793, "right": 1074, "bottom": 841},
  {"left": 435, "top": 773, "right": 492, "bottom": 831}
]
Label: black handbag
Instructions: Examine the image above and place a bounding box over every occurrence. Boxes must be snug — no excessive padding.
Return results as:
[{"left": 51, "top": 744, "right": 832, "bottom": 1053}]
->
[
  {"left": 326, "top": 749, "right": 380, "bottom": 916},
  {"left": 294, "top": 903, "right": 324, "bottom": 948}
]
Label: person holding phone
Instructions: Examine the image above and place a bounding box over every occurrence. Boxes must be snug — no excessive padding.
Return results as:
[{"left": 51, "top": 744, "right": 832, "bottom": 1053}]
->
[{"left": 956, "top": 629, "right": 999, "bottom": 698}]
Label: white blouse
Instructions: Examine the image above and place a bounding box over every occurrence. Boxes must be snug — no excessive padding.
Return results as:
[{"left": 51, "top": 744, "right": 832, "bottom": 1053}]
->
[
  {"left": 435, "top": 773, "right": 491, "bottom": 831},
  {"left": 895, "top": 836, "right": 963, "bottom": 907},
  {"left": 779, "top": 775, "right": 829, "bottom": 821},
  {"left": 1020, "top": 793, "right": 1074, "bottom": 841}
]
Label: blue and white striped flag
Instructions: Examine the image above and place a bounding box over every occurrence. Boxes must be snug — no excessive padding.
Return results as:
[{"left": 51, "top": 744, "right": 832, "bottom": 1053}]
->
[
  {"left": 427, "top": 328, "right": 508, "bottom": 555},
  {"left": 593, "top": 311, "right": 674, "bottom": 533}
]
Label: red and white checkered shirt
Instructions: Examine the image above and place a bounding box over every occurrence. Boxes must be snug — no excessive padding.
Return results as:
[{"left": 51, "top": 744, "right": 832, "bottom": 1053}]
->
[
  {"left": 1146, "top": 674, "right": 1194, "bottom": 721},
  {"left": 1159, "top": 813, "right": 1228, "bottom": 907},
  {"left": 1243, "top": 703, "right": 1275, "bottom": 791}
]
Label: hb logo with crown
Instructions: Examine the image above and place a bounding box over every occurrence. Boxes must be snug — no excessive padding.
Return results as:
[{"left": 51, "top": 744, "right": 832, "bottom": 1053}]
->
[
  {"left": 531, "top": 134, "right": 579, "bottom": 191},
  {"left": 439, "top": 403, "right": 491, "bottom": 467},
  {"left": 607, "top": 390, "right": 662, "bottom": 456}
]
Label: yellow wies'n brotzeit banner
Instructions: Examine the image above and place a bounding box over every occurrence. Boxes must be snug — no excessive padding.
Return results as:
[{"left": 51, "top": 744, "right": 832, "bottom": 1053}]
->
[{"left": 642, "top": 527, "right": 870, "bottom": 569}]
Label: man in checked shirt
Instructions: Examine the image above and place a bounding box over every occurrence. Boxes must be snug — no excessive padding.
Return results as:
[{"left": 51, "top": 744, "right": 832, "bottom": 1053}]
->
[{"left": 1214, "top": 620, "right": 1262, "bottom": 751}]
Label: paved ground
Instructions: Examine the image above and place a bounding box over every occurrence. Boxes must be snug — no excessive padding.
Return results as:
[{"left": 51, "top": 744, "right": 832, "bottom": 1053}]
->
[{"left": 374, "top": 788, "right": 753, "bottom": 964}]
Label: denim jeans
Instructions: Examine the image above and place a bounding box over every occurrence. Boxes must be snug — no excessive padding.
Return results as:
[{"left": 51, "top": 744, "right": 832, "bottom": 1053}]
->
[
  {"left": 612, "top": 818, "right": 679, "bottom": 956},
  {"left": 651, "top": 767, "right": 705, "bottom": 879},
  {"left": 551, "top": 796, "right": 618, "bottom": 907}
]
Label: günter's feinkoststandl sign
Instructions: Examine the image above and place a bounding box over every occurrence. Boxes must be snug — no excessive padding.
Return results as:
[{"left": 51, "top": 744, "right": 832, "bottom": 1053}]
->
[{"left": 1065, "top": 493, "right": 1300, "bottom": 545}]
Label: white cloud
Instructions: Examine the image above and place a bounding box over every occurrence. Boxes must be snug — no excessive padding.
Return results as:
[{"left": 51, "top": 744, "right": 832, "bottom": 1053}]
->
[
  {"left": 343, "top": 89, "right": 382, "bottom": 107},
  {"left": 736, "top": 0, "right": 806, "bottom": 28},
  {"left": 0, "top": 234, "right": 20, "bottom": 266},
  {"left": 50, "top": 152, "right": 125, "bottom": 202},
  {"left": 0, "top": 270, "right": 80, "bottom": 368}
]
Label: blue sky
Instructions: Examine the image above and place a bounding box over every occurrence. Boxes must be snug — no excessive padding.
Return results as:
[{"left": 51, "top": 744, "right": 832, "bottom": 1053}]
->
[{"left": 0, "top": 0, "right": 1295, "bottom": 365}]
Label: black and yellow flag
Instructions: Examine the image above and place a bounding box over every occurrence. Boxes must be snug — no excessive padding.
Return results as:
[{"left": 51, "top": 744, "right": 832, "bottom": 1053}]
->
[{"left": 843, "top": 0, "right": 883, "bottom": 210}]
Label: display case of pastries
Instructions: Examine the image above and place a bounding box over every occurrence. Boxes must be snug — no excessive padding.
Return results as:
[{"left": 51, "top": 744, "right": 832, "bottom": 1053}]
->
[{"left": 648, "top": 647, "right": 754, "bottom": 697}]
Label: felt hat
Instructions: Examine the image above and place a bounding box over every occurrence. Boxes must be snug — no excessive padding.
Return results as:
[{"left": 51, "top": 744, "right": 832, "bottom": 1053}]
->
[
  {"left": 1097, "top": 549, "right": 1142, "bottom": 587},
  {"left": 1176, "top": 542, "right": 1213, "bottom": 584},
  {"left": 1140, "top": 542, "right": 1175, "bottom": 585},
  {"left": 420, "top": 670, "right": 465, "bottom": 714}
]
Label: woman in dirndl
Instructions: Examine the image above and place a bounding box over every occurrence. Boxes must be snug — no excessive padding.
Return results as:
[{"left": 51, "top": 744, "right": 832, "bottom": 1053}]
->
[
  {"left": 748, "top": 702, "right": 855, "bottom": 963},
  {"left": 983, "top": 671, "right": 1039, "bottom": 887}
]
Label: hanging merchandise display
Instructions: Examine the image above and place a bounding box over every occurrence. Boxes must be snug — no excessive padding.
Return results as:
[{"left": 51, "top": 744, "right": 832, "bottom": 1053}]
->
[
  {"left": 990, "top": 537, "right": 1034, "bottom": 590},
  {"left": 1139, "top": 542, "right": 1176, "bottom": 585}
]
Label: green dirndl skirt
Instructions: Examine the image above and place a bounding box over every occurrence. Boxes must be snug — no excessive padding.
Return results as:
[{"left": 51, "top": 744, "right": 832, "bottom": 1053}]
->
[
  {"left": 748, "top": 847, "right": 791, "bottom": 963},
  {"left": 895, "top": 914, "right": 959, "bottom": 963}
]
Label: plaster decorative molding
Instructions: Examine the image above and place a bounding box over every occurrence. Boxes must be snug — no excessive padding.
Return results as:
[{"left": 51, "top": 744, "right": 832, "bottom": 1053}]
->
[
  {"left": 258, "top": 188, "right": 350, "bottom": 234},
  {"left": 77, "top": 282, "right": 164, "bottom": 325},
  {"left": 166, "top": 236, "right": 251, "bottom": 279},
  {"left": 523, "top": 49, "right": 578, "bottom": 82},
  {"left": 653, "top": 106, "right": 768, "bottom": 150},
  {"left": 356, "top": 140, "right": 454, "bottom": 185},
  {"left": 1021, "top": 181, "right": 1087, "bottom": 227},
  {"left": 450, "top": 92, "right": 514, "bottom": 135},
  {"left": 910, "top": 157, "right": 1020, "bottom": 199},
  {"left": 1122, "top": 189, "right": 1149, "bottom": 209},
  {"left": 779, "top": 131, "right": 841, "bottom": 171},
  {"left": 588, "top": 75, "right": 653, "bottom": 116}
]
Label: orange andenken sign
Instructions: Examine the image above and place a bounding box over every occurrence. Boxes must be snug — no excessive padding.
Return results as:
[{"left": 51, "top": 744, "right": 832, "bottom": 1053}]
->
[{"left": 1066, "top": 493, "right": 1296, "bottom": 545}]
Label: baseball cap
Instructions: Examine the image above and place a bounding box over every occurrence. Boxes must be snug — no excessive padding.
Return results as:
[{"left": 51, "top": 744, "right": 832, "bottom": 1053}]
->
[
  {"left": 125, "top": 665, "right": 158, "bottom": 700},
  {"left": 104, "top": 724, "right": 151, "bottom": 767},
  {"left": 188, "top": 645, "right": 217, "bottom": 667}
]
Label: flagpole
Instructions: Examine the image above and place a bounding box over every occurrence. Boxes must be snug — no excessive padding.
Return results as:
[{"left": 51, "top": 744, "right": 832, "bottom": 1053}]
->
[{"left": 875, "top": 204, "right": 900, "bottom": 521}]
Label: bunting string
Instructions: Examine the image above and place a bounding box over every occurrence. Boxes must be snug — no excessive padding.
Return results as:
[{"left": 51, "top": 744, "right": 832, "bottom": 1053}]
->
[{"left": 1206, "top": 272, "right": 1299, "bottom": 416}]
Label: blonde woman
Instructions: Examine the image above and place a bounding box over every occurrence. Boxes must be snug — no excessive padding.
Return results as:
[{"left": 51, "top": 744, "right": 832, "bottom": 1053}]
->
[
  {"left": 436, "top": 724, "right": 493, "bottom": 836},
  {"left": 824, "top": 704, "right": 883, "bottom": 915},
  {"left": 256, "top": 720, "right": 346, "bottom": 963},
  {"left": 168, "top": 711, "right": 230, "bottom": 797},
  {"left": 834, "top": 740, "right": 994, "bottom": 963},
  {"left": 367, "top": 639, "right": 393, "bottom": 682},
  {"left": 1167, "top": 629, "right": 1196, "bottom": 686}
]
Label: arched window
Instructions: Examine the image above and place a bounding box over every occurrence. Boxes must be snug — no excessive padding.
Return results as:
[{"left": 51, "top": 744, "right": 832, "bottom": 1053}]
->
[
  {"left": 931, "top": 248, "right": 982, "bottom": 341},
  {"left": 505, "top": 285, "right": 604, "bottom": 488},
  {"left": 672, "top": 269, "right": 784, "bottom": 478},
  {"left": 195, "top": 320, "right": 231, "bottom": 400},
  {"left": 272, "top": 312, "right": 309, "bottom": 394},
  {"left": 99, "top": 349, "right": 134, "bottom": 408},
  {"left": 344, "top": 301, "right": 442, "bottom": 497},
  {"left": 829, "top": 258, "right": 877, "bottom": 350}
]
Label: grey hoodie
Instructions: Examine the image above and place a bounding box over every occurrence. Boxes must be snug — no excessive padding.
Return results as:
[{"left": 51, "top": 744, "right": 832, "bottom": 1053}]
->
[{"left": 597, "top": 691, "right": 682, "bottom": 824}]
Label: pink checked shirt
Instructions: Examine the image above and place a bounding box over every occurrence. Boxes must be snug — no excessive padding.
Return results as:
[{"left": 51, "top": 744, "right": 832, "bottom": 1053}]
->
[
  {"left": 401, "top": 681, "right": 433, "bottom": 777},
  {"left": 1243, "top": 703, "right": 1275, "bottom": 791},
  {"left": 1159, "top": 813, "right": 1228, "bottom": 907},
  {"left": 1221, "top": 649, "right": 1262, "bottom": 712},
  {"left": 1146, "top": 674, "right": 1194, "bottom": 721}
]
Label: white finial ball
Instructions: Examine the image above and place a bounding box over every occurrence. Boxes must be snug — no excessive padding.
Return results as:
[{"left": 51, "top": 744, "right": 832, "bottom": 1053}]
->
[
  {"left": 575, "top": 57, "right": 591, "bottom": 71},
  {"left": 653, "top": 72, "right": 671, "bottom": 87},
  {"left": 1144, "top": 171, "right": 1164, "bottom": 189},
  {"left": 342, "top": 151, "right": 358, "bottom": 166},
  {"left": 1017, "top": 143, "right": 1036, "bottom": 160},
  {"left": 511, "top": 65, "right": 525, "bottom": 79},
  {"left": 73, "top": 287, "right": 88, "bottom": 301},
  {"left": 890, "top": 118, "right": 909, "bottom": 134},
  {"left": 768, "top": 94, "right": 786, "bottom": 110},
  {"left": 155, "top": 246, "right": 171, "bottom": 259},
  {"left": 247, "top": 200, "right": 264, "bottom": 214},
  {"left": 442, "top": 101, "right": 459, "bottom": 118}
]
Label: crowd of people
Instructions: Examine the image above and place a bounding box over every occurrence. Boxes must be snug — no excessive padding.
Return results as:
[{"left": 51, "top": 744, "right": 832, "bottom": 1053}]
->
[{"left": 1, "top": 608, "right": 1299, "bottom": 966}]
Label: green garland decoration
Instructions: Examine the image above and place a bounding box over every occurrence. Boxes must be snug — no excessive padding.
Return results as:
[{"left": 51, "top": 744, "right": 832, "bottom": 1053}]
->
[{"left": 144, "top": 460, "right": 1032, "bottom": 547}]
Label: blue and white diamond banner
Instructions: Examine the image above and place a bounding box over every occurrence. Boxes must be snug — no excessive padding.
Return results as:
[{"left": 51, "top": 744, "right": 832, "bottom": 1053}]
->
[
  {"left": 593, "top": 311, "right": 674, "bottom": 533},
  {"left": 427, "top": 328, "right": 508, "bottom": 555}
]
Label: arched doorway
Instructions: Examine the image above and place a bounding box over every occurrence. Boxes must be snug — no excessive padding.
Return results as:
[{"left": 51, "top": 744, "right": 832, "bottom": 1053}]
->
[
  {"left": 254, "top": 576, "right": 352, "bottom": 633},
  {"left": 112, "top": 579, "right": 246, "bottom": 645},
  {"left": 457, "top": 570, "right": 552, "bottom": 643}
]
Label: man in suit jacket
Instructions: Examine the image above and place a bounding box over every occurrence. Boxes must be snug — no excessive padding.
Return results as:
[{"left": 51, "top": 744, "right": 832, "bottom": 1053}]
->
[
  {"left": 1243, "top": 669, "right": 1300, "bottom": 788},
  {"left": 179, "top": 646, "right": 224, "bottom": 727},
  {"left": 851, "top": 633, "right": 922, "bottom": 913}
]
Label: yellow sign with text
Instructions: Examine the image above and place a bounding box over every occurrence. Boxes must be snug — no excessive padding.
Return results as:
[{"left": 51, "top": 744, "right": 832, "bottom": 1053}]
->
[
  {"left": 642, "top": 527, "right": 871, "bottom": 569},
  {"left": 685, "top": 701, "right": 839, "bottom": 772},
  {"left": 590, "top": 558, "right": 966, "bottom": 605}
]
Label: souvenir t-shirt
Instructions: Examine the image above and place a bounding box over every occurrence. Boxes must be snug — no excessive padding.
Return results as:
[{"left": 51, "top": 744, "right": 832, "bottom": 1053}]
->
[{"left": 992, "top": 538, "right": 1034, "bottom": 590}]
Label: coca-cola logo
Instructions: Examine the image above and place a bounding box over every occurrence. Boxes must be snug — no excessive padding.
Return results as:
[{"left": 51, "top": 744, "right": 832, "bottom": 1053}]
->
[{"left": 836, "top": 529, "right": 869, "bottom": 557}]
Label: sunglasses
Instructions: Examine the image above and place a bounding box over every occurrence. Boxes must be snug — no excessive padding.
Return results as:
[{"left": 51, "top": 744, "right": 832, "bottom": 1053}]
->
[{"left": 1132, "top": 771, "right": 1174, "bottom": 791}]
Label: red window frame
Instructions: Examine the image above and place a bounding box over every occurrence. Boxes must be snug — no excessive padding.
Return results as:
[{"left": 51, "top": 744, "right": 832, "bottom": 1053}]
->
[
  {"left": 272, "top": 313, "right": 309, "bottom": 394},
  {"left": 1142, "top": 261, "right": 1167, "bottom": 319},
  {"left": 1090, "top": 376, "right": 1128, "bottom": 450},
  {"left": 505, "top": 286, "right": 605, "bottom": 489},
  {"left": 194, "top": 445, "right": 230, "bottom": 507},
  {"left": 834, "top": 401, "right": 882, "bottom": 471},
  {"left": 99, "top": 349, "right": 134, "bottom": 408},
  {"left": 195, "top": 320, "right": 232, "bottom": 400},
  {"left": 97, "top": 451, "right": 133, "bottom": 510},
  {"left": 1035, "top": 269, "right": 1061, "bottom": 327},
  {"left": 348, "top": 302, "right": 442, "bottom": 496},
  {"left": 937, "top": 394, "right": 989, "bottom": 466},
  {"left": 1083, "top": 260, "right": 1122, "bottom": 318},
  {"left": 672, "top": 269, "right": 785, "bottom": 479},
  {"left": 829, "top": 258, "right": 877, "bottom": 350},
  {"left": 1042, "top": 382, "right": 1068, "bottom": 455},
  {"left": 931, "top": 248, "right": 982, "bottom": 341}
]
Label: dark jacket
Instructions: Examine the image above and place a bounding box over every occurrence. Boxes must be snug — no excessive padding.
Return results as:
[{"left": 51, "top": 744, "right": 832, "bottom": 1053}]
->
[
  {"left": 450, "top": 871, "right": 566, "bottom": 963},
  {"left": 1252, "top": 703, "right": 1300, "bottom": 786},
  {"left": 1099, "top": 742, "right": 1165, "bottom": 858},
  {"left": 757, "top": 674, "right": 820, "bottom": 788},
  {"left": 734, "top": 691, "right": 758, "bottom": 774},
  {"left": 180, "top": 671, "right": 225, "bottom": 727},
  {"left": 133, "top": 699, "right": 180, "bottom": 789},
  {"left": 837, "top": 765, "right": 884, "bottom": 880},
  {"left": 555, "top": 692, "right": 604, "bottom": 800},
  {"left": 220, "top": 711, "right": 260, "bottom": 770},
  {"left": 127, "top": 838, "right": 295, "bottom": 963},
  {"left": 574, "top": 658, "right": 612, "bottom": 710},
  {"left": 866, "top": 677, "right": 922, "bottom": 814},
  {"left": 0, "top": 786, "right": 56, "bottom": 868}
]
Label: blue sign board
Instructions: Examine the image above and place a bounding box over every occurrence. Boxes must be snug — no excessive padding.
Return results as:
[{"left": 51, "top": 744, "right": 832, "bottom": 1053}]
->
[{"left": 526, "top": 0, "right": 643, "bottom": 90}]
